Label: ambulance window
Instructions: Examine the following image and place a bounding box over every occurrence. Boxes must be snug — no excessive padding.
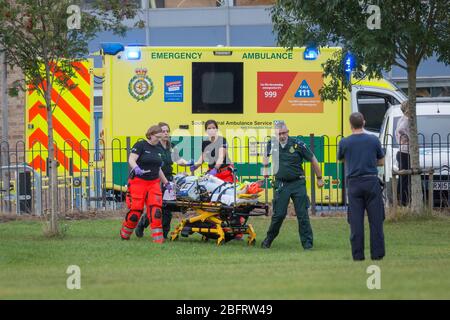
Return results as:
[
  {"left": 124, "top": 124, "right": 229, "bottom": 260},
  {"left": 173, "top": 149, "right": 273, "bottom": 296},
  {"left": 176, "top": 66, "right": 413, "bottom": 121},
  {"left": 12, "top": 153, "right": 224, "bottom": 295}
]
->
[
  {"left": 357, "top": 92, "right": 399, "bottom": 133},
  {"left": 202, "top": 72, "right": 234, "bottom": 104},
  {"left": 192, "top": 62, "right": 243, "bottom": 114}
]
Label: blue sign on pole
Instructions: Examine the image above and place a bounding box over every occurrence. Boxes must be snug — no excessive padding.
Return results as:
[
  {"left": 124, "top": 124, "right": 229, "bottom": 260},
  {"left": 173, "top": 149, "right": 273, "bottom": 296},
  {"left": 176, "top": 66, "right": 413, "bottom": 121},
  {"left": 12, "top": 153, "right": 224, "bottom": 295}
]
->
[{"left": 344, "top": 52, "right": 356, "bottom": 82}]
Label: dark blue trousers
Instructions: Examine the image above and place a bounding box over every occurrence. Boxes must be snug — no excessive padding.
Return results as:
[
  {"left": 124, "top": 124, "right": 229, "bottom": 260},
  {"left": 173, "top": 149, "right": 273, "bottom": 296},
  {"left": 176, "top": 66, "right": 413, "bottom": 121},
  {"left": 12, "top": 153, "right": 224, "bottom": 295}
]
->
[{"left": 347, "top": 176, "right": 385, "bottom": 260}]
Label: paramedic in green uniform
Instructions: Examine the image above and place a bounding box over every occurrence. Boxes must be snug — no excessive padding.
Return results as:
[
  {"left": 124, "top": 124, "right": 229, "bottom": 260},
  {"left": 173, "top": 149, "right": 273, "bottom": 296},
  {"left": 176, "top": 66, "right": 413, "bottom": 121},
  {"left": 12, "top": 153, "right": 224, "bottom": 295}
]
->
[{"left": 261, "top": 122, "right": 324, "bottom": 249}]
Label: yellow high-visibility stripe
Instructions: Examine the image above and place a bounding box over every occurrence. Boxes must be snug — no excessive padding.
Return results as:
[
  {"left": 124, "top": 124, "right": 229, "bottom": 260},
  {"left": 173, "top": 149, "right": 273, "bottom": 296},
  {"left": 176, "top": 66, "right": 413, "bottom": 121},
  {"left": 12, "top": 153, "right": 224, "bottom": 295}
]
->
[
  {"left": 29, "top": 112, "right": 88, "bottom": 165},
  {"left": 28, "top": 89, "right": 90, "bottom": 125}
]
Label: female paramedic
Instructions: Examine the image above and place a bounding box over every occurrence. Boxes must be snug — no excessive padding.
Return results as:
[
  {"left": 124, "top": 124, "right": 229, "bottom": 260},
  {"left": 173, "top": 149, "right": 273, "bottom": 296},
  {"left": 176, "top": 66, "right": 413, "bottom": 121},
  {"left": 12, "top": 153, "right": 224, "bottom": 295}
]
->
[
  {"left": 120, "top": 125, "right": 171, "bottom": 243},
  {"left": 135, "top": 122, "right": 192, "bottom": 239},
  {"left": 190, "top": 120, "right": 244, "bottom": 240},
  {"left": 190, "top": 119, "right": 235, "bottom": 182}
]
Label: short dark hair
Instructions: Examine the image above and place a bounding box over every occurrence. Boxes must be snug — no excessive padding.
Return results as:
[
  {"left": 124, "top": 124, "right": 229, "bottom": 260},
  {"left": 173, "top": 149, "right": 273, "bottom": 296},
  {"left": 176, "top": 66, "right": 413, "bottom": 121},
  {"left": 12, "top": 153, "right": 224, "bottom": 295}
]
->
[
  {"left": 205, "top": 119, "right": 218, "bottom": 130},
  {"left": 349, "top": 112, "right": 364, "bottom": 129}
]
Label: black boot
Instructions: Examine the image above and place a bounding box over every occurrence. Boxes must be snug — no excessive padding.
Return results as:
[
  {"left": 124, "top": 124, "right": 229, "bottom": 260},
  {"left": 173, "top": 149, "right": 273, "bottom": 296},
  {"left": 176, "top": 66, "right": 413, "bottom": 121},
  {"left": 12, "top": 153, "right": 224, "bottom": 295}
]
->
[
  {"left": 135, "top": 214, "right": 149, "bottom": 238},
  {"left": 261, "top": 238, "right": 272, "bottom": 249}
]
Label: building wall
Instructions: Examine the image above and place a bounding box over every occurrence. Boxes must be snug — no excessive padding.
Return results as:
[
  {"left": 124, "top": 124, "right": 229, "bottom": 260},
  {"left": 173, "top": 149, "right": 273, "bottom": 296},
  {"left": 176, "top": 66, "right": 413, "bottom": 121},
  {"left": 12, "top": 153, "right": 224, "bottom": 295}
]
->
[
  {"left": 164, "top": 0, "right": 217, "bottom": 7},
  {"left": 83, "top": 0, "right": 275, "bottom": 9},
  {"left": 0, "top": 65, "right": 25, "bottom": 148},
  {"left": 161, "top": 0, "right": 274, "bottom": 7},
  {"left": 235, "top": 0, "right": 274, "bottom": 5}
]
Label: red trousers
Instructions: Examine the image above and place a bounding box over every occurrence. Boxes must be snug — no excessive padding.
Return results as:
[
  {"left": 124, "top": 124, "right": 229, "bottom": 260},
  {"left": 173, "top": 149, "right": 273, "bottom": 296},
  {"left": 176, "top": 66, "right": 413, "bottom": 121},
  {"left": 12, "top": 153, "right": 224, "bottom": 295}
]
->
[{"left": 121, "top": 177, "right": 163, "bottom": 243}]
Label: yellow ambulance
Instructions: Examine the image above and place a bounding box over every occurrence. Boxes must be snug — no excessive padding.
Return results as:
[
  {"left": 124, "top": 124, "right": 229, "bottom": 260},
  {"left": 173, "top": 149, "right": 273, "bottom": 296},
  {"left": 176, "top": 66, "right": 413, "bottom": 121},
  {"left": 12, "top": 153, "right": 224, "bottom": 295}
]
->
[
  {"left": 96, "top": 45, "right": 406, "bottom": 204},
  {"left": 26, "top": 46, "right": 406, "bottom": 205}
]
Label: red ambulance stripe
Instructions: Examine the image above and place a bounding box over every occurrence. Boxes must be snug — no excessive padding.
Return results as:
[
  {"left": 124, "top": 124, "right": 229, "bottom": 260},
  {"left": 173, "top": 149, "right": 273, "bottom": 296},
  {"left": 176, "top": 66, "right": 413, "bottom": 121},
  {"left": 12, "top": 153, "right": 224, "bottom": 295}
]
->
[
  {"left": 28, "top": 84, "right": 36, "bottom": 95},
  {"left": 39, "top": 81, "right": 90, "bottom": 138},
  {"left": 28, "top": 101, "right": 45, "bottom": 121},
  {"left": 49, "top": 62, "right": 90, "bottom": 112},
  {"left": 28, "top": 128, "right": 81, "bottom": 172},
  {"left": 30, "top": 155, "right": 46, "bottom": 172},
  {"left": 72, "top": 61, "right": 90, "bottom": 84},
  {"left": 28, "top": 103, "right": 89, "bottom": 163}
]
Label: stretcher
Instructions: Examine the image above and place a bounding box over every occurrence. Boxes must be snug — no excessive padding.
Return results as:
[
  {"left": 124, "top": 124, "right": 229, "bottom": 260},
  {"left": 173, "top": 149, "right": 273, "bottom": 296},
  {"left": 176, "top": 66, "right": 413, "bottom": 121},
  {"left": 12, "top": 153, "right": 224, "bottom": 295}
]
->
[{"left": 163, "top": 173, "right": 269, "bottom": 246}]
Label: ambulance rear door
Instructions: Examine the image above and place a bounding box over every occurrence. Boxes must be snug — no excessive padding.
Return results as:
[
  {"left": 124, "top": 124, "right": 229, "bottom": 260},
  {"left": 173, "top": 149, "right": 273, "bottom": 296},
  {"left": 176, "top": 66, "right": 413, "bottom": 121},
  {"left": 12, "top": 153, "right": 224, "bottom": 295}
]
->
[{"left": 351, "top": 85, "right": 406, "bottom": 135}]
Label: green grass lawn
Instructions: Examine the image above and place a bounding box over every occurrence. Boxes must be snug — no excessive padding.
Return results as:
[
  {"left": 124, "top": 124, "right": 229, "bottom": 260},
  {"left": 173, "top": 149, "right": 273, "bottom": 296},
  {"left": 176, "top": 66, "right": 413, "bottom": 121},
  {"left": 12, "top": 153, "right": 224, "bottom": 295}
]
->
[{"left": 1, "top": 215, "right": 450, "bottom": 299}]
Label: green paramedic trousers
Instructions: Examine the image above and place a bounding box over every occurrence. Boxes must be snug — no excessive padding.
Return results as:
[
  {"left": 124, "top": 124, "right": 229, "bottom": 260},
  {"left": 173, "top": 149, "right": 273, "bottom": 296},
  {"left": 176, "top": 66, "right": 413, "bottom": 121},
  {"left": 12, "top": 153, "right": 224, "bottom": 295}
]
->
[{"left": 266, "top": 179, "right": 313, "bottom": 248}]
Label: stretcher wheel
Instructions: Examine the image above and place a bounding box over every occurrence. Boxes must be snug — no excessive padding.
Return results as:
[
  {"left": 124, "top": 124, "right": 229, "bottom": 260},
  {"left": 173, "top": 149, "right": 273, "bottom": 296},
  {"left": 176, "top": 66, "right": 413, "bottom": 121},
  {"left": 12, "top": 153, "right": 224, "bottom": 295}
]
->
[
  {"left": 170, "top": 231, "right": 179, "bottom": 241},
  {"left": 224, "top": 233, "right": 236, "bottom": 243},
  {"left": 199, "top": 232, "right": 216, "bottom": 239},
  {"left": 200, "top": 233, "right": 235, "bottom": 243}
]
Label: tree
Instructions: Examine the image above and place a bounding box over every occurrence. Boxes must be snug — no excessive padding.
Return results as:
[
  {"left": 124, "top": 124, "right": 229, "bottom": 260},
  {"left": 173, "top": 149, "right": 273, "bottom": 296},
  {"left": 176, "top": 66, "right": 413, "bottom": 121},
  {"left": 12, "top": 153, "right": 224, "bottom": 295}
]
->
[
  {"left": 271, "top": 0, "right": 450, "bottom": 212},
  {"left": 0, "top": 0, "right": 142, "bottom": 234}
]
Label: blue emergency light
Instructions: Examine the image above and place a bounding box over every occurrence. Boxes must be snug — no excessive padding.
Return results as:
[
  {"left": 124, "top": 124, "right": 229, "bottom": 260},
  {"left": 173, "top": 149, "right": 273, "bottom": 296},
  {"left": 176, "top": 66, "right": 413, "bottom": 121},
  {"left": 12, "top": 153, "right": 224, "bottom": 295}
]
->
[
  {"left": 124, "top": 44, "right": 144, "bottom": 60},
  {"left": 125, "top": 47, "right": 142, "bottom": 60},
  {"left": 100, "top": 43, "right": 125, "bottom": 56},
  {"left": 304, "top": 46, "right": 319, "bottom": 60}
]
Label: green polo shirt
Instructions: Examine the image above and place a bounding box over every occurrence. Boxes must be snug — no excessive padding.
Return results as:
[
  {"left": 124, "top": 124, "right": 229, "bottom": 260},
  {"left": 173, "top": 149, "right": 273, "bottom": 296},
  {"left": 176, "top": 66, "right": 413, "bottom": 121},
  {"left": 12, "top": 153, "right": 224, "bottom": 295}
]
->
[{"left": 266, "top": 136, "right": 314, "bottom": 181}]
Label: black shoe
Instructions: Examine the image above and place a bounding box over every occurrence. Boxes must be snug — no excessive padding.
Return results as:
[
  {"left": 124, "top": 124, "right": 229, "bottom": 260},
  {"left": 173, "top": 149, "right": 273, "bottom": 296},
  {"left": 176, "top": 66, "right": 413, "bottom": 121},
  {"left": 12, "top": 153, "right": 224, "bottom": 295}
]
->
[
  {"left": 261, "top": 238, "right": 272, "bottom": 249},
  {"left": 135, "top": 223, "right": 144, "bottom": 238},
  {"left": 353, "top": 257, "right": 365, "bottom": 261},
  {"left": 135, "top": 215, "right": 149, "bottom": 238},
  {"left": 371, "top": 256, "right": 384, "bottom": 261}
]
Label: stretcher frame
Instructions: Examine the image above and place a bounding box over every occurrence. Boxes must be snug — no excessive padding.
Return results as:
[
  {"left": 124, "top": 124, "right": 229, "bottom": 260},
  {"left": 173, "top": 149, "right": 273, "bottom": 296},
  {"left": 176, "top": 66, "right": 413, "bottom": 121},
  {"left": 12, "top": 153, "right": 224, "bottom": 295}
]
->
[{"left": 164, "top": 175, "right": 269, "bottom": 246}]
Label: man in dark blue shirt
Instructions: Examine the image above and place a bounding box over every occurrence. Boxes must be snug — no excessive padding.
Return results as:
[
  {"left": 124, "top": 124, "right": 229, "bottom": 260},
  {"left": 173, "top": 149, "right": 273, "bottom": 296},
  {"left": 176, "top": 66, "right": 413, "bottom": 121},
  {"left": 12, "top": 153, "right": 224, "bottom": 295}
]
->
[{"left": 338, "top": 112, "right": 385, "bottom": 261}]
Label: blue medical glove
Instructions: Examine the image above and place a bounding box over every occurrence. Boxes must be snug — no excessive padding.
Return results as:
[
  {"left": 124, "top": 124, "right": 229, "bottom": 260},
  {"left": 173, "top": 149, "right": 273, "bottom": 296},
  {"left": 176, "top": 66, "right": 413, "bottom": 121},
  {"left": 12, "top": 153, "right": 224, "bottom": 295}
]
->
[
  {"left": 208, "top": 168, "right": 218, "bottom": 176},
  {"left": 134, "top": 166, "right": 144, "bottom": 176}
]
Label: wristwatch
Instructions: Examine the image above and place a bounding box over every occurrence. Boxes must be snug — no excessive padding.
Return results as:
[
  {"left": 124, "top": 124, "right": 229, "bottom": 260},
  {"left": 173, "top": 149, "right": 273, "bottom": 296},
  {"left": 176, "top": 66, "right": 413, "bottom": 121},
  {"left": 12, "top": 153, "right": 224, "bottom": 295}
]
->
[{"left": 317, "top": 176, "right": 323, "bottom": 179}]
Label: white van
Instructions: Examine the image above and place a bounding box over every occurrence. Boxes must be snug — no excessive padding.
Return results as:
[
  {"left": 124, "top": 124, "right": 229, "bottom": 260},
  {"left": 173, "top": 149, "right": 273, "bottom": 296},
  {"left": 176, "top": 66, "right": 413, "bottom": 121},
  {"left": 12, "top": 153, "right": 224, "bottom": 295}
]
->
[{"left": 379, "top": 102, "right": 450, "bottom": 205}]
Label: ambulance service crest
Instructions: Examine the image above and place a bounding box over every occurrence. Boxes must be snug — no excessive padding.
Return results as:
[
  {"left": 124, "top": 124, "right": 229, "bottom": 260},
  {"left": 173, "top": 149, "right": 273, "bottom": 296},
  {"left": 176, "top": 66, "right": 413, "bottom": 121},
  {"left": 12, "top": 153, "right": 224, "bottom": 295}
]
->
[{"left": 129, "top": 68, "right": 154, "bottom": 101}]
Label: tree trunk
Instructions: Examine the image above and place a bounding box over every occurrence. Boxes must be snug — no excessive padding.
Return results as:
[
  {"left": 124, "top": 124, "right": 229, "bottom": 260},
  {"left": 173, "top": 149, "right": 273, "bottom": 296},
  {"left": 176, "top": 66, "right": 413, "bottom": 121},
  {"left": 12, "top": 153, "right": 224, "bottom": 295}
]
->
[
  {"left": 45, "top": 80, "right": 59, "bottom": 233},
  {"left": 406, "top": 57, "right": 422, "bottom": 213}
]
